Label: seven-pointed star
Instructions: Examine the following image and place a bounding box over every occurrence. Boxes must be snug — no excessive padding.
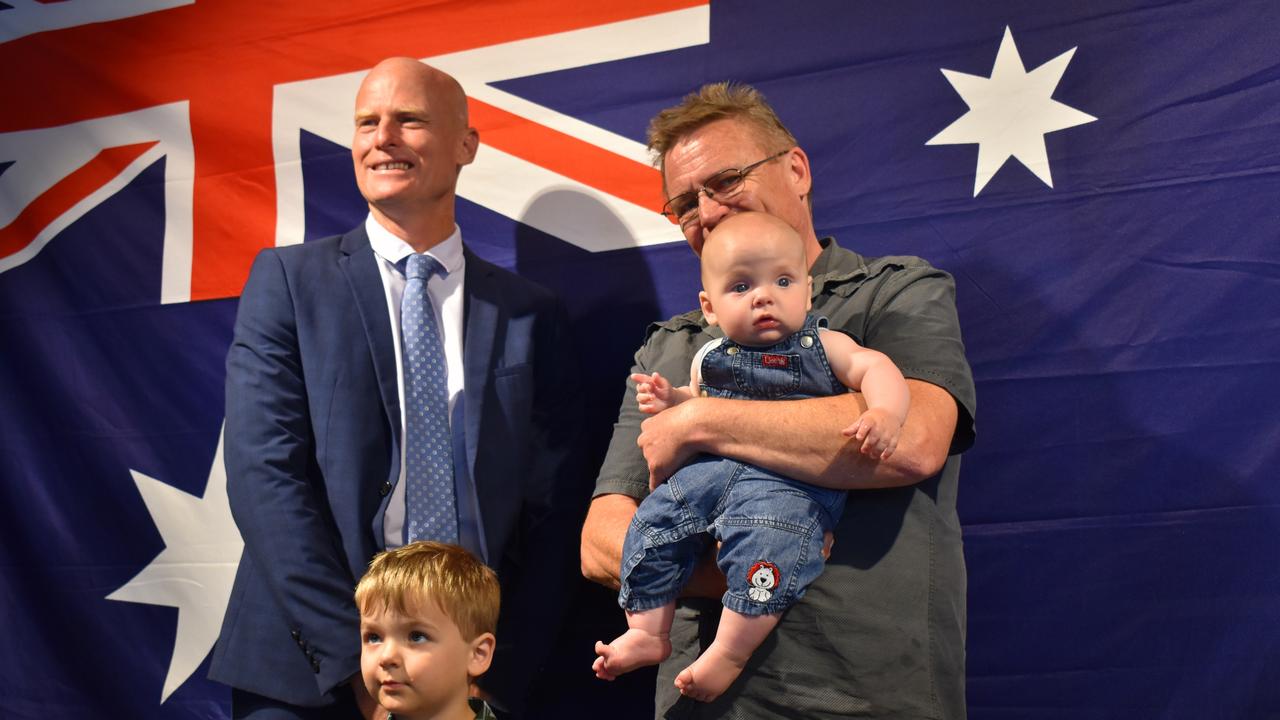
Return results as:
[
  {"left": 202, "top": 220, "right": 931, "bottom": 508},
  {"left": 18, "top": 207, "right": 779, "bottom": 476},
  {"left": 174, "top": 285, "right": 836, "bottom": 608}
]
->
[
  {"left": 927, "top": 26, "right": 1097, "bottom": 196},
  {"left": 107, "top": 428, "right": 243, "bottom": 702}
]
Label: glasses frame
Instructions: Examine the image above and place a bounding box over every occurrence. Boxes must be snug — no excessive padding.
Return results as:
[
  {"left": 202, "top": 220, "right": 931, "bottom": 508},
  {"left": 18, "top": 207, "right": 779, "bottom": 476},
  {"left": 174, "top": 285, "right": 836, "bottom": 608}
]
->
[{"left": 660, "top": 149, "right": 791, "bottom": 226}]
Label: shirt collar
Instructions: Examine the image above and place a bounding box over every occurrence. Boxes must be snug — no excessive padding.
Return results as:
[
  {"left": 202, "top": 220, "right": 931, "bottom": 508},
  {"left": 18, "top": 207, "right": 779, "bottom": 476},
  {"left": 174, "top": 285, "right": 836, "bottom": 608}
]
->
[
  {"left": 365, "top": 213, "right": 464, "bottom": 276},
  {"left": 809, "top": 235, "right": 867, "bottom": 296}
]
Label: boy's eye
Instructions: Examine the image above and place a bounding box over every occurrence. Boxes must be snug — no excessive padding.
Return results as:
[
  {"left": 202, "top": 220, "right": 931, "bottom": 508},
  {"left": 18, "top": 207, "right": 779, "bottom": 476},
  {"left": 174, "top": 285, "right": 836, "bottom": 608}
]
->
[
  {"left": 364, "top": 633, "right": 382, "bottom": 645},
  {"left": 731, "top": 282, "right": 749, "bottom": 293},
  {"left": 409, "top": 631, "right": 428, "bottom": 643}
]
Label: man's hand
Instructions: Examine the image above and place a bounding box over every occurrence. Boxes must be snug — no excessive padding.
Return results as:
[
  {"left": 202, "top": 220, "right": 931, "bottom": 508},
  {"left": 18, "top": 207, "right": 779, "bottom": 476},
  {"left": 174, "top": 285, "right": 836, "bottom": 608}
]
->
[
  {"left": 637, "top": 400, "right": 703, "bottom": 490},
  {"left": 841, "top": 407, "right": 903, "bottom": 460}
]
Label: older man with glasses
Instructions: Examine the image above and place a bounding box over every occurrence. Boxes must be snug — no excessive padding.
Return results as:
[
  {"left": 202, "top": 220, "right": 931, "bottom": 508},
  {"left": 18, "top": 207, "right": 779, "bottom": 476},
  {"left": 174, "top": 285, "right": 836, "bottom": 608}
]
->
[{"left": 582, "top": 82, "right": 977, "bottom": 719}]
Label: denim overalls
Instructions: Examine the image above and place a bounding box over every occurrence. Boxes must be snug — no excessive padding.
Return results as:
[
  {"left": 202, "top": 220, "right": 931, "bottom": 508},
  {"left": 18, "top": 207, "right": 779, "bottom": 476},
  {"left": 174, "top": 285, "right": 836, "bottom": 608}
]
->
[{"left": 618, "top": 315, "right": 849, "bottom": 616}]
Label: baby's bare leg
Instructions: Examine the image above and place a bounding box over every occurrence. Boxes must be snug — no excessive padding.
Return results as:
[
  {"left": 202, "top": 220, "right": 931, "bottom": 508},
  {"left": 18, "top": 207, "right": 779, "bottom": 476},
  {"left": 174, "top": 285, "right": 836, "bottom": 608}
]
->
[
  {"left": 675, "top": 608, "right": 779, "bottom": 702},
  {"left": 593, "top": 603, "right": 675, "bottom": 681}
]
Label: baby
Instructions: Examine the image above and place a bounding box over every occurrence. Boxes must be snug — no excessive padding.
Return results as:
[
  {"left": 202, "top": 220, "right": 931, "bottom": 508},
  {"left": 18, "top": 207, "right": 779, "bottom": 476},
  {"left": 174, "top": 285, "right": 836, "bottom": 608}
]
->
[{"left": 594, "top": 211, "right": 910, "bottom": 702}]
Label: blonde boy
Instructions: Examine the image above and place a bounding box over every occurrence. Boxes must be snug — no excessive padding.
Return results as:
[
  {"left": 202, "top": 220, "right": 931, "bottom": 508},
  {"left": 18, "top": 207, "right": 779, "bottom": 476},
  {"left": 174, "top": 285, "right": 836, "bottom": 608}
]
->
[{"left": 357, "top": 542, "right": 500, "bottom": 720}]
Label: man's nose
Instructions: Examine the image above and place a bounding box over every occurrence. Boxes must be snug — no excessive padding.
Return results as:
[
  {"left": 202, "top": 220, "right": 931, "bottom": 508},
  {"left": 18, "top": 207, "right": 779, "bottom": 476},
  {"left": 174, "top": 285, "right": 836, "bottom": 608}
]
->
[
  {"left": 374, "top": 120, "right": 399, "bottom": 147},
  {"left": 696, "top": 189, "right": 731, "bottom": 229}
]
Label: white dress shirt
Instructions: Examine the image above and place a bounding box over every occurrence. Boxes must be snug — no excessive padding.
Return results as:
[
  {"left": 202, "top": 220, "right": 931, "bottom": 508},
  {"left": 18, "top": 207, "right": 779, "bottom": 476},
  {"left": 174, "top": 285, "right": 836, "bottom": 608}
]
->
[{"left": 365, "top": 214, "right": 487, "bottom": 560}]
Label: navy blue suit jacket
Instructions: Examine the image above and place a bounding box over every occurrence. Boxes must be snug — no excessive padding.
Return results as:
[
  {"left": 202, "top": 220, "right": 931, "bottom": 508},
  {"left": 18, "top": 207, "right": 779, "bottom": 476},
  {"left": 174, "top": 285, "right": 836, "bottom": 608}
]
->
[{"left": 208, "top": 225, "right": 581, "bottom": 713}]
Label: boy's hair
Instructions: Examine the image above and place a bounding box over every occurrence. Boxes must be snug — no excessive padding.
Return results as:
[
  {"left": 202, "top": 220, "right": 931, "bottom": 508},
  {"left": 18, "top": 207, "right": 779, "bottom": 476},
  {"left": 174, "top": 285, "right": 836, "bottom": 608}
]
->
[
  {"left": 646, "top": 82, "right": 799, "bottom": 173},
  {"left": 355, "top": 541, "right": 499, "bottom": 640}
]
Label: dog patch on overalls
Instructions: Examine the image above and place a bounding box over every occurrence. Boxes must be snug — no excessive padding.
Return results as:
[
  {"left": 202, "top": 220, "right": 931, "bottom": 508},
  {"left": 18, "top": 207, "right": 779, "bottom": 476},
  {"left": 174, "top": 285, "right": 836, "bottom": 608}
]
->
[
  {"left": 746, "top": 561, "right": 781, "bottom": 602},
  {"left": 760, "top": 354, "right": 790, "bottom": 369}
]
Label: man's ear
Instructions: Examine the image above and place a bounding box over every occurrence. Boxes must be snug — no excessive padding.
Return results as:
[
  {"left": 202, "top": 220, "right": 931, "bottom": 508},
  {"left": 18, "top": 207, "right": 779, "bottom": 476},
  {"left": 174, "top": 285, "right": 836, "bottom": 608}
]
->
[
  {"left": 457, "top": 127, "right": 480, "bottom": 167},
  {"left": 783, "top": 146, "right": 813, "bottom": 199},
  {"left": 698, "top": 290, "right": 719, "bottom": 327},
  {"left": 468, "top": 632, "right": 496, "bottom": 678}
]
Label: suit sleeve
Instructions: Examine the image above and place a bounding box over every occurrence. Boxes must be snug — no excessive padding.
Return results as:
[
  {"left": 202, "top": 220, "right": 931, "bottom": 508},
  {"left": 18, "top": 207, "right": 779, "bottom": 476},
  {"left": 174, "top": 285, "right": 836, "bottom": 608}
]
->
[{"left": 224, "top": 250, "right": 362, "bottom": 695}]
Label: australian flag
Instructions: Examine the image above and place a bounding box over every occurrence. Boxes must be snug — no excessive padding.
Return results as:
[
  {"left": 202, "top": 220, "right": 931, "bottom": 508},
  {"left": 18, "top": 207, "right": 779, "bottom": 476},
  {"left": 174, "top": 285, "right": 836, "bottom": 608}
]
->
[{"left": 1, "top": 1, "right": 1277, "bottom": 718}]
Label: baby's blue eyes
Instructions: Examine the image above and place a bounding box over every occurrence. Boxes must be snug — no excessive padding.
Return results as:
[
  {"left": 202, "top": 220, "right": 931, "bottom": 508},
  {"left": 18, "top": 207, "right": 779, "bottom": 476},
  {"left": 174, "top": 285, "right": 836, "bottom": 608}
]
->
[
  {"left": 777, "top": 277, "right": 791, "bottom": 287},
  {"left": 732, "top": 282, "right": 749, "bottom": 293}
]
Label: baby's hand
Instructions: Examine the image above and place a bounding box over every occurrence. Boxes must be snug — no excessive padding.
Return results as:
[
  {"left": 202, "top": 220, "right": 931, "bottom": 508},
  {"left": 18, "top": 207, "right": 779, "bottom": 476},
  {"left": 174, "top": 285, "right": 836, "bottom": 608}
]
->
[
  {"left": 841, "top": 407, "right": 903, "bottom": 460},
  {"left": 631, "top": 371, "right": 673, "bottom": 414}
]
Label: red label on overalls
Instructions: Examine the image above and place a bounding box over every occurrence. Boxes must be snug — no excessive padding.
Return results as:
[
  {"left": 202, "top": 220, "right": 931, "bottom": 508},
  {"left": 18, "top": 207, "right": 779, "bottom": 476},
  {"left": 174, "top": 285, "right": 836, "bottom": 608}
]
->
[{"left": 761, "top": 354, "right": 790, "bottom": 368}]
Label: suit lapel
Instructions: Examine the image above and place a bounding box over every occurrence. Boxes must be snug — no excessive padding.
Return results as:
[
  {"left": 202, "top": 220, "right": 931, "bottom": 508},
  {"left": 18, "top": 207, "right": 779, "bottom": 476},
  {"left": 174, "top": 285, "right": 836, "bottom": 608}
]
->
[
  {"left": 338, "top": 226, "right": 402, "bottom": 444},
  {"left": 462, "top": 249, "right": 499, "bottom": 482}
]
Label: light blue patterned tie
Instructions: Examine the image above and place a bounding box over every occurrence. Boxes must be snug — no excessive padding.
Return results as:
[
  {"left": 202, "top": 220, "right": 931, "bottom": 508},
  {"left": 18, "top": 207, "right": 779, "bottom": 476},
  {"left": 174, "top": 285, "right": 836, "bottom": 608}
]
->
[{"left": 400, "top": 253, "right": 457, "bottom": 543}]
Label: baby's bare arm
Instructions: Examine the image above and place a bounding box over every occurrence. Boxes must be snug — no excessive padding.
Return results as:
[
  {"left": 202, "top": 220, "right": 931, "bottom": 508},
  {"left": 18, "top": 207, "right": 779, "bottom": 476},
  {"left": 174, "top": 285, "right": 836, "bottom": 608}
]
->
[
  {"left": 820, "top": 331, "right": 910, "bottom": 459},
  {"left": 631, "top": 371, "right": 695, "bottom": 414}
]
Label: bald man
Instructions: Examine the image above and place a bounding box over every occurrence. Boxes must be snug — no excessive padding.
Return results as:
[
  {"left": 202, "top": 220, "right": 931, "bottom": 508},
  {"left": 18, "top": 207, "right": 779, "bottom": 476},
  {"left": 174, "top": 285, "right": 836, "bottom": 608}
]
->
[{"left": 209, "top": 58, "right": 582, "bottom": 720}]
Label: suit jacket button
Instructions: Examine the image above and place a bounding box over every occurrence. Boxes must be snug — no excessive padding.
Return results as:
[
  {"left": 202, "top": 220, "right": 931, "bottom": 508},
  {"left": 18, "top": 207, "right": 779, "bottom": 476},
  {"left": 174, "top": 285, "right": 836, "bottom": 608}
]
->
[
  {"left": 310, "top": 658, "right": 321, "bottom": 672},
  {"left": 291, "top": 630, "right": 301, "bottom": 642},
  {"left": 379, "top": 482, "right": 392, "bottom": 497}
]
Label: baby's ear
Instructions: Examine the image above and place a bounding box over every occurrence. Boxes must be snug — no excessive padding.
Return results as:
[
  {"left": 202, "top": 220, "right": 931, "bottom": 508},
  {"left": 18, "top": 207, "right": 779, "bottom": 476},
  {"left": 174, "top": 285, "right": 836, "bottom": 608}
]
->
[
  {"left": 468, "top": 632, "right": 496, "bottom": 677},
  {"left": 805, "top": 276, "right": 813, "bottom": 311},
  {"left": 698, "top": 290, "right": 719, "bottom": 327}
]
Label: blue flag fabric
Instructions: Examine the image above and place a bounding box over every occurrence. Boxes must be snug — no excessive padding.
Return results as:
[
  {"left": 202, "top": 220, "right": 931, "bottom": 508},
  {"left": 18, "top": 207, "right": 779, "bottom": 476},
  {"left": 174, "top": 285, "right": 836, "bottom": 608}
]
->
[{"left": 2, "top": 1, "right": 1279, "bottom": 718}]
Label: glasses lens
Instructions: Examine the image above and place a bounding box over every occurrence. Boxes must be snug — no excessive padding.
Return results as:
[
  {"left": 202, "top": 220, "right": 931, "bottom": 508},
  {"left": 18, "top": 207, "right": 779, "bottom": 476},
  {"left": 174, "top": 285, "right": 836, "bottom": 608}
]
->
[
  {"left": 704, "top": 169, "right": 746, "bottom": 197},
  {"left": 662, "top": 193, "right": 698, "bottom": 223}
]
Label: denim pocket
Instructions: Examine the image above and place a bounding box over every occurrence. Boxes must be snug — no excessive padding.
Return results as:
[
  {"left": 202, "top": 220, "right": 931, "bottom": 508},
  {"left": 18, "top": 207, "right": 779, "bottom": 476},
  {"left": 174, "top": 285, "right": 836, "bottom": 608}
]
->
[{"left": 731, "top": 351, "right": 801, "bottom": 398}]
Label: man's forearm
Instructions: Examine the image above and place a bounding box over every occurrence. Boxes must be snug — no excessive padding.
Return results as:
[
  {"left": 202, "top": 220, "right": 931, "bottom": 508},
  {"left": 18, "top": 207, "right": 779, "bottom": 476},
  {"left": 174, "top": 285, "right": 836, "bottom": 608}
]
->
[
  {"left": 671, "top": 379, "right": 956, "bottom": 490},
  {"left": 580, "top": 493, "right": 639, "bottom": 589},
  {"left": 580, "top": 493, "right": 727, "bottom": 598}
]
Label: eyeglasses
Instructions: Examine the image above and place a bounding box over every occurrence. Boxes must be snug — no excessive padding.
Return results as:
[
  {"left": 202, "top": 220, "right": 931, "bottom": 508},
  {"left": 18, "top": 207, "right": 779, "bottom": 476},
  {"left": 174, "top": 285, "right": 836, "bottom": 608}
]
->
[{"left": 660, "top": 149, "right": 790, "bottom": 226}]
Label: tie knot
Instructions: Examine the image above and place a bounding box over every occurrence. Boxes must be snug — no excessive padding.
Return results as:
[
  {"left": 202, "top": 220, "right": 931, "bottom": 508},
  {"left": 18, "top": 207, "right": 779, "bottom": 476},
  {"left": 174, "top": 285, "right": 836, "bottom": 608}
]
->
[{"left": 404, "top": 253, "right": 445, "bottom": 281}]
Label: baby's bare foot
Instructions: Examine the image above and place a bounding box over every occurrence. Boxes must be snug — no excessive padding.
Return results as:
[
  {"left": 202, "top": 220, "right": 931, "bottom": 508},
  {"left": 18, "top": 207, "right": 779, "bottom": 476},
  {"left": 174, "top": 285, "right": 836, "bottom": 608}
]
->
[
  {"left": 673, "top": 642, "right": 749, "bottom": 702},
  {"left": 592, "top": 629, "right": 671, "bottom": 680}
]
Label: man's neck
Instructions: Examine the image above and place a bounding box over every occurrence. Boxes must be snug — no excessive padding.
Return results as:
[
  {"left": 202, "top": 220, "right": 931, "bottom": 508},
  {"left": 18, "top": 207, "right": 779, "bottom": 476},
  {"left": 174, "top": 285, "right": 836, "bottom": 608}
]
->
[
  {"left": 802, "top": 234, "right": 825, "bottom": 270},
  {"left": 369, "top": 204, "right": 456, "bottom": 254}
]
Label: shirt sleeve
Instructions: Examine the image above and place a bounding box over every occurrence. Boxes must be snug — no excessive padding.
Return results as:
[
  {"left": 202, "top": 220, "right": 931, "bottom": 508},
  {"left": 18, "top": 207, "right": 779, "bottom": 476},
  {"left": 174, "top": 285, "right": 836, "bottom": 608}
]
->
[
  {"left": 819, "top": 257, "right": 977, "bottom": 454},
  {"left": 592, "top": 320, "right": 709, "bottom": 500}
]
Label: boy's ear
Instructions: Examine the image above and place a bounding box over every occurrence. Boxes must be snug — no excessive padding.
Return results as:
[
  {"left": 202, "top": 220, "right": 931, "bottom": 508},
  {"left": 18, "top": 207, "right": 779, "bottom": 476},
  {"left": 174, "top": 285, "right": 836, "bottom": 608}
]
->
[
  {"left": 468, "top": 632, "right": 496, "bottom": 678},
  {"left": 698, "top": 290, "right": 719, "bottom": 327}
]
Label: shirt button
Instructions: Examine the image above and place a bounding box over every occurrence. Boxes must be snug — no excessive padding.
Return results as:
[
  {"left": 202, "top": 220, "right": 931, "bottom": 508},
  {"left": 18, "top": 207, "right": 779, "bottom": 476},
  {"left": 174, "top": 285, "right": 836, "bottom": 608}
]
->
[
  {"left": 800, "top": 335, "right": 814, "bottom": 348},
  {"left": 726, "top": 346, "right": 739, "bottom": 355},
  {"left": 379, "top": 482, "right": 392, "bottom": 497}
]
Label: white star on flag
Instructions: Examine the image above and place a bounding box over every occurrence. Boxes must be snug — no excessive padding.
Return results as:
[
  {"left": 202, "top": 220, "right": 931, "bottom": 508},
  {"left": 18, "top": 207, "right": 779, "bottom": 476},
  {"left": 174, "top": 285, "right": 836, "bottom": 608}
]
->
[
  {"left": 927, "top": 26, "right": 1097, "bottom": 196},
  {"left": 107, "top": 426, "right": 243, "bottom": 702}
]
